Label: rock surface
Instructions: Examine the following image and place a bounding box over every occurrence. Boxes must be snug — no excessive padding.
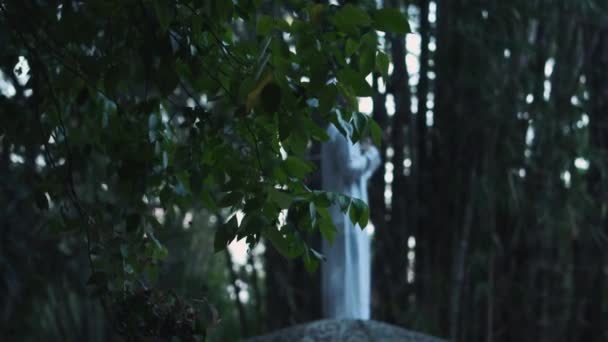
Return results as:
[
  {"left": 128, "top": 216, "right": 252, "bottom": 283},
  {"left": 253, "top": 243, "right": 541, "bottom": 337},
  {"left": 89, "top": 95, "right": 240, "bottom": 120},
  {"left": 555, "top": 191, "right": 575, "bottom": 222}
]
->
[{"left": 247, "top": 319, "right": 447, "bottom": 342}]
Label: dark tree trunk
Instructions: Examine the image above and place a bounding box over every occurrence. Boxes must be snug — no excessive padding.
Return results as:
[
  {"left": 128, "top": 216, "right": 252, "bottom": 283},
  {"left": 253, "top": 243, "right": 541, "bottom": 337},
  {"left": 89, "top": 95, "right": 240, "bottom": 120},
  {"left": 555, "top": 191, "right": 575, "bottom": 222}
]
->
[{"left": 572, "top": 18, "right": 608, "bottom": 342}]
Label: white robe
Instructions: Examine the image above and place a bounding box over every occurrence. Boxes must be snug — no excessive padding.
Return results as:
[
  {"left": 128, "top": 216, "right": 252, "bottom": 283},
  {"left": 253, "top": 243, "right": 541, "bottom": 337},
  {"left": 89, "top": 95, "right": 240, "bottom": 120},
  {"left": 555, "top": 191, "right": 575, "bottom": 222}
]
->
[{"left": 321, "top": 124, "right": 381, "bottom": 319}]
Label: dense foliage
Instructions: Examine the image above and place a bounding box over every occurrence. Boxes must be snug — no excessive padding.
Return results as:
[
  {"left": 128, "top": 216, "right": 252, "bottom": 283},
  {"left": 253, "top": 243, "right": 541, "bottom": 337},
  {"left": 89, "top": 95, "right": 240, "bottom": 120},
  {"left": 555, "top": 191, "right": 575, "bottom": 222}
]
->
[
  {"left": 4, "top": 1, "right": 608, "bottom": 342},
  {"left": 265, "top": 1, "right": 608, "bottom": 342},
  {"left": 0, "top": 0, "right": 409, "bottom": 340}
]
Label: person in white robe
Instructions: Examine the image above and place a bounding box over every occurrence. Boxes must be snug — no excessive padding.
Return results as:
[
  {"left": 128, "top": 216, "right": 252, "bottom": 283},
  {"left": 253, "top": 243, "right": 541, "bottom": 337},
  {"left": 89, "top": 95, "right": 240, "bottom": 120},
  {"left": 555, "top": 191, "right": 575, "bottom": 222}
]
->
[{"left": 321, "top": 123, "right": 382, "bottom": 320}]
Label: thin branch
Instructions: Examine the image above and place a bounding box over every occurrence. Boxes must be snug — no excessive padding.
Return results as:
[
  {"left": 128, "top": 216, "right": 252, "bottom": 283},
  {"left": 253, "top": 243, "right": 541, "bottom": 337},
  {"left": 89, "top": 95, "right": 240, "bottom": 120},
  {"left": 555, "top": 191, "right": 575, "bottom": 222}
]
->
[
  {"left": 246, "top": 123, "right": 265, "bottom": 177},
  {"left": 167, "top": 30, "right": 238, "bottom": 103},
  {"left": 177, "top": 1, "right": 249, "bottom": 68}
]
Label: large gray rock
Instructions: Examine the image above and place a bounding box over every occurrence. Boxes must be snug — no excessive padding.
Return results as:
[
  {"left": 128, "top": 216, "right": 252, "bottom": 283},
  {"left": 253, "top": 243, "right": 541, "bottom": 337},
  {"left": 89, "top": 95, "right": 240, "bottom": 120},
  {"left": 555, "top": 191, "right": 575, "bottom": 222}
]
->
[{"left": 247, "top": 319, "right": 446, "bottom": 342}]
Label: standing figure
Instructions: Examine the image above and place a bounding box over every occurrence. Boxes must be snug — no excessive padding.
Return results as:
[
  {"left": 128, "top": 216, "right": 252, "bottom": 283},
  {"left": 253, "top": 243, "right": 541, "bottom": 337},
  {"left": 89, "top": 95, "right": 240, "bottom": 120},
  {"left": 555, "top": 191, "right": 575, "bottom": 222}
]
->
[{"left": 321, "top": 123, "right": 382, "bottom": 319}]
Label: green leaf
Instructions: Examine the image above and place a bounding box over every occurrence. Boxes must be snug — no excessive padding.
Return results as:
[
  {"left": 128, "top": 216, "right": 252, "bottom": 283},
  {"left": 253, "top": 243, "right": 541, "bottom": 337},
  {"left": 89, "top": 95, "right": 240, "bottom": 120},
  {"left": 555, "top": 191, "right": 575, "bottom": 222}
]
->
[
  {"left": 284, "top": 156, "right": 313, "bottom": 178},
  {"left": 333, "top": 4, "right": 372, "bottom": 31},
  {"left": 349, "top": 201, "right": 360, "bottom": 226},
  {"left": 349, "top": 198, "right": 369, "bottom": 228},
  {"left": 351, "top": 111, "right": 369, "bottom": 143},
  {"left": 359, "top": 47, "right": 376, "bottom": 76},
  {"left": 260, "top": 82, "right": 282, "bottom": 113},
  {"left": 276, "top": 19, "right": 291, "bottom": 32},
  {"left": 318, "top": 214, "right": 336, "bottom": 243},
  {"left": 345, "top": 39, "right": 359, "bottom": 58},
  {"left": 202, "top": 188, "right": 220, "bottom": 212},
  {"left": 214, "top": 216, "right": 238, "bottom": 253},
  {"left": 337, "top": 82, "right": 359, "bottom": 110},
  {"left": 238, "top": 212, "right": 269, "bottom": 238},
  {"left": 286, "top": 128, "right": 309, "bottom": 156},
  {"left": 268, "top": 187, "right": 293, "bottom": 209},
  {"left": 376, "top": 51, "right": 390, "bottom": 80},
  {"left": 337, "top": 68, "right": 373, "bottom": 97},
  {"left": 319, "top": 84, "right": 338, "bottom": 115},
  {"left": 359, "top": 32, "right": 378, "bottom": 76},
  {"left": 370, "top": 118, "right": 383, "bottom": 146},
  {"left": 345, "top": 4, "right": 372, "bottom": 26},
  {"left": 306, "top": 118, "right": 330, "bottom": 142},
  {"left": 244, "top": 195, "right": 265, "bottom": 212},
  {"left": 263, "top": 224, "right": 305, "bottom": 258},
  {"left": 313, "top": 191, "right": 332, "bottom": 208},
  {"left": 257, "top": 15, "right": 273, "bottom": 36},
  {"left": 373, "top": 8, "right": 410, "bottom": 34},
  {"left": 337, "top": 194, "right": 351, "bottom": 212},
  {"left": 219, "top": 191, "right": 244, "bottom": 208},
  {"left": 359, "top": 202, "right": 370, "bottom": 228}
]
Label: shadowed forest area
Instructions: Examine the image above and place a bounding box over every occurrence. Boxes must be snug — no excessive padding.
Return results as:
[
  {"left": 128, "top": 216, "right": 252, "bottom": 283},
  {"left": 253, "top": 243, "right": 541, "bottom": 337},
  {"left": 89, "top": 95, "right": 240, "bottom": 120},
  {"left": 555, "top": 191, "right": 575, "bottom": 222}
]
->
[{"left": 1, "top": 0, "right": 608, "bottom": 341}]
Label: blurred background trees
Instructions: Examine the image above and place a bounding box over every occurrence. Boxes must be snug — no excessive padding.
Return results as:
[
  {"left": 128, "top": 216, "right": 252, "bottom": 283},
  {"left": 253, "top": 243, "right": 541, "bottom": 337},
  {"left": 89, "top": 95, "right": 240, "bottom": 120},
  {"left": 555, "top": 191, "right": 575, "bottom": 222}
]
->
[
  {"left": 2, "top": 0, "right": 608, "bottom": 342},
  {"left": 266, "top": 1, "right": 608, "bottom": 342}
]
